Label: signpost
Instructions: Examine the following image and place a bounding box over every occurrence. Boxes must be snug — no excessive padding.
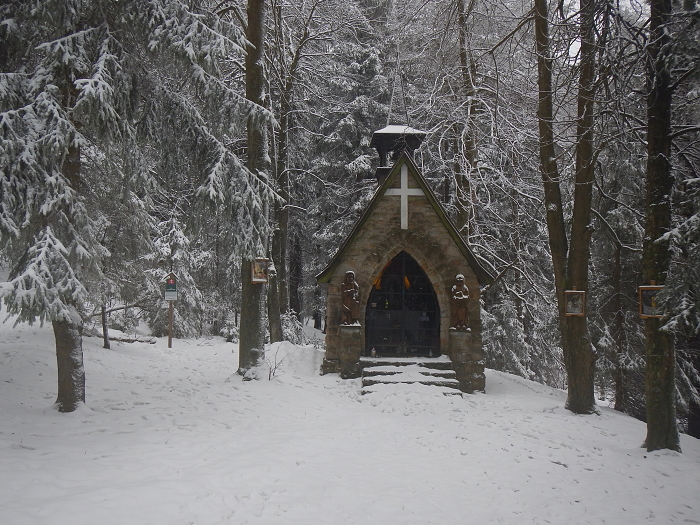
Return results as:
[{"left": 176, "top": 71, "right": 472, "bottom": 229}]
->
[
  {"left": 165, "top": 273, "right": 177, "bottom": 348},
  {"left": 165, "top": 274, "right": 178, "bottom": 301}
]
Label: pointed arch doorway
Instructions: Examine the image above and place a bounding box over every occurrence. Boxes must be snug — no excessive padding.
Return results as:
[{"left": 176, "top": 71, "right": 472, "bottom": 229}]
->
[{"left": 365, "top": 251, "right": 440, "bottom": 357}]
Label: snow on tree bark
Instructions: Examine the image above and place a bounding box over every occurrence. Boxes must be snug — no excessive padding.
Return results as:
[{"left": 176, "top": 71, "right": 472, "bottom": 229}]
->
[
  {"left": 534, "top": 0, "right": 595, "bottom": 414},
  {"left": 267, "top": 260, "right": 284, "bottom": 343}
]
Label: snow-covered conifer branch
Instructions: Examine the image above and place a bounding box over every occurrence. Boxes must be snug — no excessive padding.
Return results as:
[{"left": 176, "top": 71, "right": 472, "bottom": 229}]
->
[{"left": 0, "top": 227, "right": 87, "bottom": 325}]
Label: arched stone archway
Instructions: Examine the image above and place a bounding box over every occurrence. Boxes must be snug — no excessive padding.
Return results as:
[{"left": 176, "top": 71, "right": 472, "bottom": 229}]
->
[
  {"left": 355, "top": 230, "right": 450, "bottom": 354},
  {"left": 365, "top": 251, "right": 440, "bottom": 357}
]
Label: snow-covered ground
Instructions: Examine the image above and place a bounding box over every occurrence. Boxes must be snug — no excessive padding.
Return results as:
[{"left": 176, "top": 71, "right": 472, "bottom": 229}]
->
[{"left": 1, "top": 319, "right": 699, "bottom": 525}]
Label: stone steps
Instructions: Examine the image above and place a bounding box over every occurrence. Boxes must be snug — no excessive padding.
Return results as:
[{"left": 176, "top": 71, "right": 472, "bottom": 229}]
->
[{"left": 359, "top": 356, "right": 462, "bottom": 395}]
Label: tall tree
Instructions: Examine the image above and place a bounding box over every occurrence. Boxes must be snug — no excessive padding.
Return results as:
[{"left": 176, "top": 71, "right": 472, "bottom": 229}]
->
[
  {"left": 386, "top": 0, "right": 564, "bottom": 388},
  {"left": 642, "top": 0, "right": 681, "bottom": 452},
  {"left": 533, "top": 0, "right": 597, "bottom": 413},
  {"left": 454, "top": 0, "right": 479, "bottom": 235},
  {"left": 563, "top": 0, "right": 598, "bottom": 414},
  {"left": 586, "top": 5, "right": 649, "bottom": 415},
  {"left": 267, "top": 0, "right": 351, "bottom": 334},
  {"left": 238, "top": 0, "right": 271, "bottom": 374},
  {"left": 301, "top": 0, "right": 391, "bottom": 322}
]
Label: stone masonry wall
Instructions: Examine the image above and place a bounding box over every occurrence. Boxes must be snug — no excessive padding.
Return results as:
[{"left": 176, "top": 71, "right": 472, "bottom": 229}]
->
[{"left": 322, "top": 165, "right": 484, "bottom": 391}]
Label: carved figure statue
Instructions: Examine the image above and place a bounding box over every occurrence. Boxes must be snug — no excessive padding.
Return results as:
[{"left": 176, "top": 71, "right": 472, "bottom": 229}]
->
[
  {"left": 341, "top": 271, "right": 360, "bottom": 325},
  {"left": 451, "top": 274, "right": 471, "bottom": 330}
]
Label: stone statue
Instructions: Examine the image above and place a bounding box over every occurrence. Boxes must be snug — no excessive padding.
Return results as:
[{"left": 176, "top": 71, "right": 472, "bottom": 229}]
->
[
  {"left": 451, "top": 274, "right": 471, "bottom": 331},
  {"left": 341, "top": 271, "right": 360, "bottom": 325}
]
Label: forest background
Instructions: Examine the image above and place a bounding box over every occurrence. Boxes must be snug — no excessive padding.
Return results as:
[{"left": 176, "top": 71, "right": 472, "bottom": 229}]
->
[{"left": 1, "top": 0, "right": 699, "bottom": 440}]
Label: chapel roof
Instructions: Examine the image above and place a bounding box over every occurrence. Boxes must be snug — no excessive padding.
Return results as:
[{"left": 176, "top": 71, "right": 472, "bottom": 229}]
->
[{"left": 316, "top": 152, "right": 495, "bottom": 286}]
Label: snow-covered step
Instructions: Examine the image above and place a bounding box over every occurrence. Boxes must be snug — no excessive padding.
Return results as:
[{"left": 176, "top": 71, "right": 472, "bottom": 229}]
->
[
  {"left": 360, "top": 382, "right": 463, "bottom": 396},
  {"left": 359, "top": 356, "right": 462, "bottom": 395},
  {"left": 360, "top": 355, "right": 454, "bottom": 370},
  {"left": 362, "top": 364, "right": 457, "bottom": 381}
]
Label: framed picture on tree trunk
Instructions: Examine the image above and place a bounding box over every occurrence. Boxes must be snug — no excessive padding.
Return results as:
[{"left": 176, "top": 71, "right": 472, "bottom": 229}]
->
[
  {"left": 564, "top": 290, "right": 586, "bottom": 316},
  {"left": 251, "top": 258, "right": 269, "bottom": 284},
  {"left": 639, "top": 285, "right": 664, "bottom": 318}
]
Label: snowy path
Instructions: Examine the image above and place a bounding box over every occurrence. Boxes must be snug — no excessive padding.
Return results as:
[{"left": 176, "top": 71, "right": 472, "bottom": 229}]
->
[{"left": 1, "top": 321, "right": 698, "bottom": 524}]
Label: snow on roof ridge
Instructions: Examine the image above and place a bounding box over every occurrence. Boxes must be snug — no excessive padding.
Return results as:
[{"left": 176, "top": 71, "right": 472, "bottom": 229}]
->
[{"left": 373, "top": 124, "right": 427, "bottom": 135}]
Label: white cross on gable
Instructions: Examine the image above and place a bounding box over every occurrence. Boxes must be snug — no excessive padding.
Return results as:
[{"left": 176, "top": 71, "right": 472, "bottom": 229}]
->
[{"left": 385, "top": 164, "right": 423, "bottom": 229}]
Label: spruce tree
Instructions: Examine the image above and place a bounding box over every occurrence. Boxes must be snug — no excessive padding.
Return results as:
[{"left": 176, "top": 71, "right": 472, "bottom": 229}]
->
[{"left": 0, "top": 0, "right": 260, "bottom": 410}]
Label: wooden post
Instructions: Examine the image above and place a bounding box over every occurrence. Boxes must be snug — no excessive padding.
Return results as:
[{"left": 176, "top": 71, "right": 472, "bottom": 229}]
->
[{"left": 168, "top": 300, "right": 173, "bottom": 349}]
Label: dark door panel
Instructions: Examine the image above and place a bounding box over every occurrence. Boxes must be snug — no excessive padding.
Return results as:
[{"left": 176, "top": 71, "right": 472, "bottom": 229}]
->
[{"left": 365, "top": 251, "right": 440, "bottom": 357}]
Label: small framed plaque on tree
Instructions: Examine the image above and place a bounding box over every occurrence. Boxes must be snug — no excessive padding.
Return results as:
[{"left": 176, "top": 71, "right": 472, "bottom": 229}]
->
[
  {"left": 639, "top": 284, "right": 664, "bottom": 319},
  {"left": 564, "top": 289, "right": 586, "bottom": 317},
  {"left": 251, "top": 258, "right": 269, "bottom": 284}
]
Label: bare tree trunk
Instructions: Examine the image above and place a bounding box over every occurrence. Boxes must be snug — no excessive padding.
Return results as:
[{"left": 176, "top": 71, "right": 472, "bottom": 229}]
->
[
  {"left": 534, "top": 0, "right": 567, "bottom": 311},
  {"left": 51, "top": 133, "right": 87, "bottom": 412},
  {"left": 643, "top": 0, "right": 680, "bottom": 452},
  {"left": 239, "top": 261, "right": 265, "bottom": 372},
  {"left": 563, "top": 0, "right": 597, "bottom": 415},
  {"left": 289, "top": 233, "right": 302, "bottom": 318},
  {"left": 273, "top": 92, "right": 290, "bottom": 313},
  {"left": 267, "top": 110, "right": 284, "bottom": 337},
  {"left": 101, "top": 304, "right": 110, "bottom": 350},
  {"left": 239, "top": 0, "right": 269, "bottom": 375},
  {"left": 53, "top": 311, "right": 85, "bottom": 412},
  {"left": 689, "top": 398, "right": 700, "bottom": 439},
  {"left": 267, "top": 260, "right": 284, "bottom": 343},
  {"left": 612, "top": 242, "right": 629, "bottom": 412},
  {"left": 455, "top": 0, "right": 477, "bottom": 237},
  {"left": 269, "top": 0, "right": 315, "bottom": 318},
  {"left": 534, "top": 0, "right": 596, "bottom": 414}
]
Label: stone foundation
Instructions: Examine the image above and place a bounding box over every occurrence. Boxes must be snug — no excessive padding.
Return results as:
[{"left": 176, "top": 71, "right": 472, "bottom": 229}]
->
[
  {"left": 447, "top": 329, "right": 485, "bottom": 393},
  {"left": 327, "top": 324, "right": 362, "bottom": 379}
]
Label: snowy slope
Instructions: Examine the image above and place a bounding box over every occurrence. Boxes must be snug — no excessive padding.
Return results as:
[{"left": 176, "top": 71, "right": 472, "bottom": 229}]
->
[{"left": 1, "top": 320, "right": 698, "bottom": 525}]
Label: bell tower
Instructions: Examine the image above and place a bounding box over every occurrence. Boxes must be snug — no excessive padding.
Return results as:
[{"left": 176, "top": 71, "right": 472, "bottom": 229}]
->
[{"left": 370, "top": 124, "right": 426, "bottom": 182}]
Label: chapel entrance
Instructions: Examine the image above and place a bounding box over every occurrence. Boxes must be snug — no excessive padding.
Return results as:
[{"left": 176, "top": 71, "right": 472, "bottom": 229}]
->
[{"left": 365, "top": 251, "right": 440, "bottom": 357}]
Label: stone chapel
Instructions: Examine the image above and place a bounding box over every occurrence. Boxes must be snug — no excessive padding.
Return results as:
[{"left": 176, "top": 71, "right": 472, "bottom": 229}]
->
[{"left": 316, "top": 125, "right": 494, "bottom": 393}]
